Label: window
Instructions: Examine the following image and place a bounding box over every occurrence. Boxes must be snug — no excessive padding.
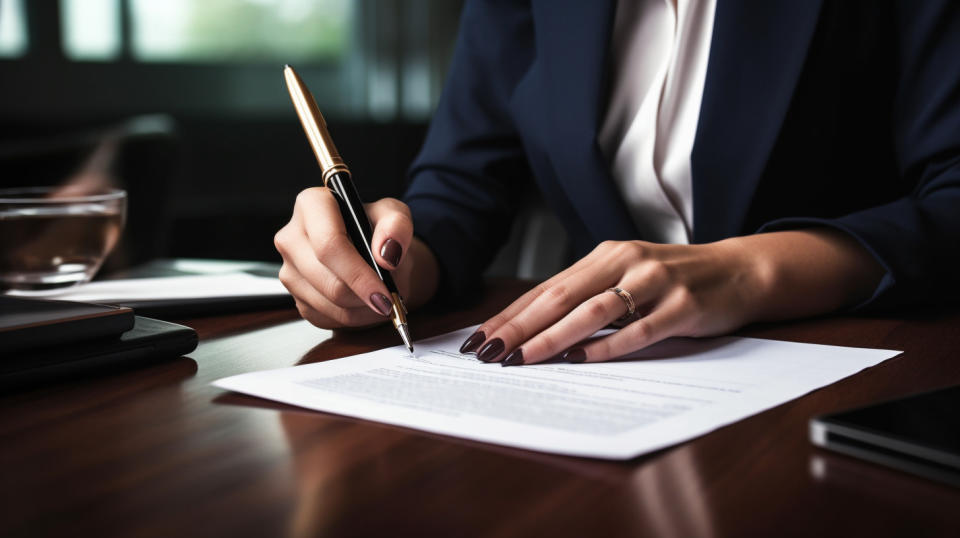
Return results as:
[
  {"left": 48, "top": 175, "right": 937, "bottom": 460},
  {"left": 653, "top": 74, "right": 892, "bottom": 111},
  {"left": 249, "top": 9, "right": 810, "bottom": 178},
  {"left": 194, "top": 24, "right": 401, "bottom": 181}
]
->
[
  {"left": 129, "top": 0, "right": 350, "bottom": 63},
  {"left": 0, "top": 0, "right": 29, "bottom": 58},
  {"left": 0, "top": 0, "right": 461, "bottom": 120},
  {"left": 61, "top": 0, "right": 122, "bottom": 61},
  {"left": 57, "top": 0, "right": 351, "bottom": 64}
]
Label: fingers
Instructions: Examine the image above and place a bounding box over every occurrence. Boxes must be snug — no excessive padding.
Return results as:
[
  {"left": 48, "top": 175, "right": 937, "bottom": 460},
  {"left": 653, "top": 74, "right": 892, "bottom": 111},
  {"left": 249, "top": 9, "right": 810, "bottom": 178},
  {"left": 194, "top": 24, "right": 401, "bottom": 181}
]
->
[
  {"left": 460, "top": 248, "right": 613, "bottom": 355},
  {"left": 569, "top": 290, "right": 693, "bottom": 363},
  {"left": 459, "top": 267, "right": 584, "bottom": 354},
  {"left": 295, "top": 188, "right": 393, "bottom": 316},
  {"left": 278, "top": 243, "right": 364, "bottom": 310},
  {"left": 463, "top": 240, "right": 705, "bottom": 367},
  {"left": 470, "top": 258, "right": 624, "bottom": 363},
  {"left": 458, "top": 249, "right": 610, "bottom": 355},
  {"left": 281, "top": 266, "right": 382, "bottom": 328},
  {"left": 367, "top": 198, "right": 413, "bottom": 269},
  {"left": 516, "top": 287, "right": 652, "bottom": 365},
  {"left": 276, "top": 188, "right": 402, "bottom": 327}
]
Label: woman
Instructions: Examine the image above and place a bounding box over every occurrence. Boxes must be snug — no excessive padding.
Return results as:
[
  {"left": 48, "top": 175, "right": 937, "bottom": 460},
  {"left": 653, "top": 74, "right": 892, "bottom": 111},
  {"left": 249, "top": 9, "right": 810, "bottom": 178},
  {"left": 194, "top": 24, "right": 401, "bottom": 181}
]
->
[{"left": 275, "top": 0, "right": 960, "bottom": 365}]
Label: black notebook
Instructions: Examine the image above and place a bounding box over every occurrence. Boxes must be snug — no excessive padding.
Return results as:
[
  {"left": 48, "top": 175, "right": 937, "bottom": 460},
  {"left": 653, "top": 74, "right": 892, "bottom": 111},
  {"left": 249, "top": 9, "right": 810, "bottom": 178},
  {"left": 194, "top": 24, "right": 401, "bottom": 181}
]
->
[
  {"left": 1, "top": 296, "right": 134, "bottom": 353},
  {"left": 1, "top": 315, "right": 197, "bottom": 390}
]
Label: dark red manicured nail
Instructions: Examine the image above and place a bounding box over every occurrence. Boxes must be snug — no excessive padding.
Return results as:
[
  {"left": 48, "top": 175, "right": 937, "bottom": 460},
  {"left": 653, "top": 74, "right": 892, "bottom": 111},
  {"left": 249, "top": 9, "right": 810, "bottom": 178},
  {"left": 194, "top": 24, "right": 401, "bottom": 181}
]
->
[
  {"left": 460, "top": 330, "right": 485, "bottom": 354},
  {"left": 563, "top": 348, "right": 587, "bottom": 363},
  {"left": 477, "top": 338, "right": 505, "bottom": 362},
  {"left": 501, "top": 348, "right": 524, "bottom": 367},
  {"left": 370, "top": 293, "right": 393, "bottom": 316},
  {"left": 380, "top": 238, "right": 402, "bottom": 267}
]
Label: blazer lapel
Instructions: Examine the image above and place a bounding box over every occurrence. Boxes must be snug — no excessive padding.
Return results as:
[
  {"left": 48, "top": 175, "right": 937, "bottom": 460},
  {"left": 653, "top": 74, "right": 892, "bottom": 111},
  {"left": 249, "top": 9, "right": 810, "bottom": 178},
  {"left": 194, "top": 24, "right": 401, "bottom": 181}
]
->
[
  {"left": 533, "top": 0, "right": 640, "bottom": 242},
  {"left": 692, "top": 0, "right": 825, "bottom": 242}
]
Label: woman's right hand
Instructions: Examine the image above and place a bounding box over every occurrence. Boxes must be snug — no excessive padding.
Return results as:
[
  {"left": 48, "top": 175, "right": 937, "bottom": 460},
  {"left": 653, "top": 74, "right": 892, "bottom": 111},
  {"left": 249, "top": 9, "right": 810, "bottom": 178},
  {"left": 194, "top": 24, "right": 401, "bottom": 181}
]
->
[{"left": 274, "top": 188, "right": 439, "bottom": 329}]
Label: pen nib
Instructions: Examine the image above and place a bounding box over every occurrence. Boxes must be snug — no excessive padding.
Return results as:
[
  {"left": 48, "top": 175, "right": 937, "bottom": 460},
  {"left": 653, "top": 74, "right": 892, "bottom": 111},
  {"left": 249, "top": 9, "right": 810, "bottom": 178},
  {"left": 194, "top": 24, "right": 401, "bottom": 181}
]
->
[{"left": 398, "top": 323, "right": 414, "bottom": 354}]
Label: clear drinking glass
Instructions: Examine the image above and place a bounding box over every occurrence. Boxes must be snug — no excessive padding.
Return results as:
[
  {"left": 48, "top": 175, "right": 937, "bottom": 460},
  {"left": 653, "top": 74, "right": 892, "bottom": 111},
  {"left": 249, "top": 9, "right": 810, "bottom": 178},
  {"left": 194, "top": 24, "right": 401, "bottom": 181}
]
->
[{"left": 0, "top": 187, "right": 127, "bottom": 290}]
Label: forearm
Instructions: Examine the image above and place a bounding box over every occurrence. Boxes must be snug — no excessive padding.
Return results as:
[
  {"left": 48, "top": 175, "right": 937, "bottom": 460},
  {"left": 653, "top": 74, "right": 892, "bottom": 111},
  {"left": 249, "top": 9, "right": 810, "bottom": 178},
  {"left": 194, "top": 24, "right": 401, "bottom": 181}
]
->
[{"left": 718, "top": 228, "right": 885, "bottom": 323}]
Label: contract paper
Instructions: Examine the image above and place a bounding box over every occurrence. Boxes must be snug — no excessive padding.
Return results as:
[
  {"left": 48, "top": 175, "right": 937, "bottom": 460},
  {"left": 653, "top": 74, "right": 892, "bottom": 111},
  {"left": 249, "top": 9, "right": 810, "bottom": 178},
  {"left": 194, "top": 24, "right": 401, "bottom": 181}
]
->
[{"left": 213, "top": 326, "right": 900, "bottom": 460}]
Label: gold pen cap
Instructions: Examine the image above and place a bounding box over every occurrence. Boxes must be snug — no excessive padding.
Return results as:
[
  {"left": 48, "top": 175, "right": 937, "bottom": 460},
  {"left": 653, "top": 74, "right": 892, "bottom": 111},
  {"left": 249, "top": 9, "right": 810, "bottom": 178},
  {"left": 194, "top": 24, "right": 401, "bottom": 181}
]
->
[{"left": 283, "top": 65, "right": 350, "bottom": 185}]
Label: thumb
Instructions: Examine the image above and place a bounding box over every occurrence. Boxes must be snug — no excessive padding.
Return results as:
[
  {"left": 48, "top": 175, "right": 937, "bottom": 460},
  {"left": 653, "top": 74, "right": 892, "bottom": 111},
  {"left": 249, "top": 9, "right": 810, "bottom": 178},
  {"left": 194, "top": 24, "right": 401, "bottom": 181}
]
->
[{"left": 366, "top": 197, "right": 414, "bottom": 269}]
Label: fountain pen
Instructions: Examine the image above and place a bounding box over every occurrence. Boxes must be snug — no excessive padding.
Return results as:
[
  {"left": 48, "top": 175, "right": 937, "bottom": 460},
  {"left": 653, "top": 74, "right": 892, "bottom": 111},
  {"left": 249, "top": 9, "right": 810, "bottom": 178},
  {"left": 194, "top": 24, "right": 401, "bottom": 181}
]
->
[{"left": 283, "top": 65, "right": 414, "bottom": 353}]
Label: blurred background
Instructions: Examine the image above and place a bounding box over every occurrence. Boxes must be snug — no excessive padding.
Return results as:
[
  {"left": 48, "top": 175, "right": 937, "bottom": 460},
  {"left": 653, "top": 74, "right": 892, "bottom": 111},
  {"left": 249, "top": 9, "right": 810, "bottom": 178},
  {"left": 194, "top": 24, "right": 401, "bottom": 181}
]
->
[{"left": 0, "top": 0, "right": 566, "bottom": 280}]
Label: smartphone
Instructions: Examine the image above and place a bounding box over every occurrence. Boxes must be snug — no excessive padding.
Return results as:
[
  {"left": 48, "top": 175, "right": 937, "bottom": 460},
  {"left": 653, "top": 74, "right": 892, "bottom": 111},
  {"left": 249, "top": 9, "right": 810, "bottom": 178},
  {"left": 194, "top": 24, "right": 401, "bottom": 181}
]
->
[{"left": 811, "top": 385, "right": 960, "bottom": 487}]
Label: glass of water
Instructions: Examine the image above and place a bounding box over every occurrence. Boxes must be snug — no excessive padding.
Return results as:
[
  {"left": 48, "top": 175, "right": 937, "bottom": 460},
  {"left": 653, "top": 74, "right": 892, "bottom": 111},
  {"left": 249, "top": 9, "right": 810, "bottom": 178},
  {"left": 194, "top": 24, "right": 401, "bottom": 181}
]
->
[{"left": 0, "top": 187, "right": 127, "bottom": 290}]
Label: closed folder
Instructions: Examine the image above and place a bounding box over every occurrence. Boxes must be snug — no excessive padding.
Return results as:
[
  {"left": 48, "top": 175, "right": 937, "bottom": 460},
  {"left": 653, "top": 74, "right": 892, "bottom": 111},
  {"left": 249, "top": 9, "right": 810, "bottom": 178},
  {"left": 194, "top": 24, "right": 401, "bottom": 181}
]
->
[
  {"left": 1, "top": 315, "right": 197, "bottom": 390},
  {"left": 0, "top": 296, "right": 134, "bottom": 353}
]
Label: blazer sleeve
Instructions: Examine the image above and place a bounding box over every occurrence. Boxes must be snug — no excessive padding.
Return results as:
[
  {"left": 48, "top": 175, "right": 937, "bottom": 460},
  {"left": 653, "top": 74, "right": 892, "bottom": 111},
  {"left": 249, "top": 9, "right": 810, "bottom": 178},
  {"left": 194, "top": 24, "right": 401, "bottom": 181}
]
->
[
  {"left": 759, "top": 0, "right": 960, "bottom": 311},
  {"left": 403, "top": 0, "right": 535, "bottom": 302}
]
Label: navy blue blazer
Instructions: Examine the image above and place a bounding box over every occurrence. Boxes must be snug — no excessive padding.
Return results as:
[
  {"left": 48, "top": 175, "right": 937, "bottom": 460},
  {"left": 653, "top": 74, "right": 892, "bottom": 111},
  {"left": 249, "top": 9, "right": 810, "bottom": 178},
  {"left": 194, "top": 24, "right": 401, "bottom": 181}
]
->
[{"left": 404, "top": 0, "right": 960, "bottom": 310}]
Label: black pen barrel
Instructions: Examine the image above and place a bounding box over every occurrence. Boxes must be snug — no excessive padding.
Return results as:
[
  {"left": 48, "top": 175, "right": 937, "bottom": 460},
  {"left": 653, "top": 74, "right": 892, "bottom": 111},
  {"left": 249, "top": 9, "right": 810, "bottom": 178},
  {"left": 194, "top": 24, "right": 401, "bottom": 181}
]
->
[{"left": 325, "top": 171, "right": 400, "bottom": 294}]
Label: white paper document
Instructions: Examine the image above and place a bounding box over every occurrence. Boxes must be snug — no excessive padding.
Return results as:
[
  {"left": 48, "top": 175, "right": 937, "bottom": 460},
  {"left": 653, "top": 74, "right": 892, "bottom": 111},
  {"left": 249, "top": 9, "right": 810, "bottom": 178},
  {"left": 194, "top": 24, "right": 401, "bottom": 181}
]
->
[
  {"left": 6, "top": 273, "right": 289, "bottom": 303},
  {"left": 214, "top": 326, "right": 900, "bottom": 460}
]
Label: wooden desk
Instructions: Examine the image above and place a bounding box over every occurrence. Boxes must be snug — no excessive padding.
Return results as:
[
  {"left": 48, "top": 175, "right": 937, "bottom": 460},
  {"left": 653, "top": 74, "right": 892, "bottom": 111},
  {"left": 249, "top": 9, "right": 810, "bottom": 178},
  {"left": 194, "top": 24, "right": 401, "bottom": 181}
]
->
[{"left": 3, "top": 279, "right": 960, "bottom": 537}]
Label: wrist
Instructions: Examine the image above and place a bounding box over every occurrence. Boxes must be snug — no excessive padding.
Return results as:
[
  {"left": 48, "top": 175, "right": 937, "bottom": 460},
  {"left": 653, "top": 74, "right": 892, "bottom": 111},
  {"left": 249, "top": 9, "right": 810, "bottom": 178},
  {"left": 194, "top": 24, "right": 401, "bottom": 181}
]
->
[
  {"left": 709, "top": 236, "right": 778, "bottom": 323},
  {"left": 404, "top": 237, "right": 440, "bottom": 309},
  {"left": 717, "top": 229, "right": 884, "bottom": 322}
]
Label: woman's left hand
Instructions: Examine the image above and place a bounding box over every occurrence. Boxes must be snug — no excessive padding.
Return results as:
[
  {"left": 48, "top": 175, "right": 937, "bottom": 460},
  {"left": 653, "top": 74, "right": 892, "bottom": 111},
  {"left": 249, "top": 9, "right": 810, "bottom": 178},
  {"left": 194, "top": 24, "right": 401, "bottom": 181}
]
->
[{"left": 459, "top": 229, "right": 884, "bottom": 365}]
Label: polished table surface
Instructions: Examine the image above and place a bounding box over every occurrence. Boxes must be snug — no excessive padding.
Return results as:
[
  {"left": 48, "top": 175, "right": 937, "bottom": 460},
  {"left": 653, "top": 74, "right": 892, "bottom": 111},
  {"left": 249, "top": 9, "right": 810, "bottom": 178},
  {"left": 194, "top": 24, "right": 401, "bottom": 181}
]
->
[{"left": 3, "top": 279, "right": 960, "bottom": 537}]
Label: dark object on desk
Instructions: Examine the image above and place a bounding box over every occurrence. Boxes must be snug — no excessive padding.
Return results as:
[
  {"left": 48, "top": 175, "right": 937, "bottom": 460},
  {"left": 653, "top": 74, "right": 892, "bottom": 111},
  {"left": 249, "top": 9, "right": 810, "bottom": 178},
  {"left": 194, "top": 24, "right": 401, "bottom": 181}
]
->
[
  {"left": 811, "top": 385, "right": 960, "bottom": 488},
  {"left": 0, "top": 296, "right": 134, "bottom": 353},
  {"left": 0, "top": 316, "right": 197, "bottom": 391}
]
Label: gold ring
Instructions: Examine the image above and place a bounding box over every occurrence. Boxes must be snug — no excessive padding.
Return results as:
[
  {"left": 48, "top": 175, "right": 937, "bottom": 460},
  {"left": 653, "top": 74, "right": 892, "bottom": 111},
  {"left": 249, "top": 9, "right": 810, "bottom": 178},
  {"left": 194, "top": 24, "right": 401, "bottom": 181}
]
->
[{"left": 606, "top": 287, "right": 636, "bottom": 320}]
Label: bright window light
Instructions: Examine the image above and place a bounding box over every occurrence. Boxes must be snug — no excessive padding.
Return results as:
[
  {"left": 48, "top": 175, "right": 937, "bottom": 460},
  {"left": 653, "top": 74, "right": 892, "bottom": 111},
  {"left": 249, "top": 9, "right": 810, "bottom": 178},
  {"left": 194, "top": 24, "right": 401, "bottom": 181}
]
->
[
  {"left": 129, "top": 0, "right": 350, "bottom": 63},
  {"left": 60, "top": 0, "right": 122, "bottom": 60},
  {"left": 0, "top": 0, "right": 29, "bottom": 58}
]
